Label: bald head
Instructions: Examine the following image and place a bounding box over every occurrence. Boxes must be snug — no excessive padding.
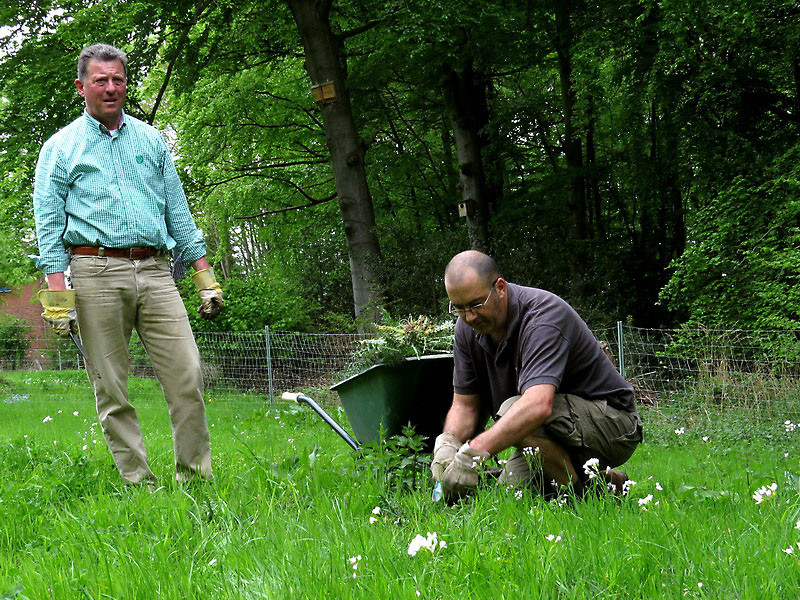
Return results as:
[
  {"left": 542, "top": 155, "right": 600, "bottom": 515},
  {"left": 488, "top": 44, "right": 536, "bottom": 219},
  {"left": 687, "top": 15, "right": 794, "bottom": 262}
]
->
[{"left": 444, "top": 250, "right": 502, "bottom": 288}]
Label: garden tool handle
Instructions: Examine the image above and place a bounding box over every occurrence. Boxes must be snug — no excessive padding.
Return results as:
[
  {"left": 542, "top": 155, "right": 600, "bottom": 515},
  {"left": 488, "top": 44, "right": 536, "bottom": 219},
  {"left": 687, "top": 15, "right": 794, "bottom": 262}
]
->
[{"left": 281, "top": 392, "right": 360, "bottom": 451}]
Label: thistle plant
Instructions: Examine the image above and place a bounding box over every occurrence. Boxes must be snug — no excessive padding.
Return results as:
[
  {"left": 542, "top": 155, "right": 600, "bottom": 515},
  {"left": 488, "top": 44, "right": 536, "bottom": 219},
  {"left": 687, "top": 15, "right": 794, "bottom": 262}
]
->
[{"left": 351, "top": 314, "right": 454, "bottom": 370}]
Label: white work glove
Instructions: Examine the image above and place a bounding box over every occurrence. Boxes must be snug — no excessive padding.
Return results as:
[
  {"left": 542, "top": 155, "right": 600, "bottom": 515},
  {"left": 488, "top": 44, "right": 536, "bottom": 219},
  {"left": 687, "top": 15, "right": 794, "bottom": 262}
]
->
[
  {"left": 38, "top": 289, "right": 77, "bottom": 337},
  {"left": 431, "top": 432, "right": 462, "bottom": 482},
  {"left": 192, "top": 267, "right": 224, "bottom": 319},
  {"left": 442, "top": 442, "right": 490, "bottom": 501}
]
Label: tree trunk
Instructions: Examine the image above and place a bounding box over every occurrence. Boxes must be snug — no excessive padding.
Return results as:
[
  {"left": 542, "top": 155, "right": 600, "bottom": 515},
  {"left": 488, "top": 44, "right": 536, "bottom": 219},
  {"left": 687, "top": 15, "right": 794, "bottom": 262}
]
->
[
  {"left": 586, "top": 94, "right": 605, "bottom": 240},
  {"left": 441, "top": 60, "right": 492, "bottom": 253},
  {"left": 553, "top": 0, "right": 586, "bottom": 242},
  {"left": 286, "top": 0, "right": 384, "bottom": 326},
  {"left": 552, "top": 0, "right": 587, "bottom": 297}
]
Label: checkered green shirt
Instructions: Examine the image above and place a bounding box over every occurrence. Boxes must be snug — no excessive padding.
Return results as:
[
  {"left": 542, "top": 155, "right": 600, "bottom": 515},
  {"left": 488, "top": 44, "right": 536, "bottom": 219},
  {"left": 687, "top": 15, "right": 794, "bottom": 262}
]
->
[{"left": 33, "top": 111, "right": 206, "bottom": 273}]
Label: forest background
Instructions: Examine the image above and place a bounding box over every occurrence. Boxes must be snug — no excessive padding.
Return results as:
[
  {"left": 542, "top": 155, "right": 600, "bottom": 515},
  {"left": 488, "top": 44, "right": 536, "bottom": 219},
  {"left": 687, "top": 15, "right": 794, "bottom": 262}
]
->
[{"left": 0, "top": 0, "right": 798, "bottom": 335}]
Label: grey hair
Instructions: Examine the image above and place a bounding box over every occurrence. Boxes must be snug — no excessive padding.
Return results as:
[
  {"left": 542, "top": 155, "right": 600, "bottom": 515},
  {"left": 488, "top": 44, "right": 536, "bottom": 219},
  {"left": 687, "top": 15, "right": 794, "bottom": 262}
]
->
[{"left": 77, "top": 44, "right": 128, "bottom": 82}]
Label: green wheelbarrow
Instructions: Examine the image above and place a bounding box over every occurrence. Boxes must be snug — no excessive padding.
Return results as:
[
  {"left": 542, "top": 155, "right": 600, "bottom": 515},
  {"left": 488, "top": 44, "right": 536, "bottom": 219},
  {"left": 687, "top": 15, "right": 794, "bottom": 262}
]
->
[{"left": 282, "top": 354, "right": 454, "bottom": 453}]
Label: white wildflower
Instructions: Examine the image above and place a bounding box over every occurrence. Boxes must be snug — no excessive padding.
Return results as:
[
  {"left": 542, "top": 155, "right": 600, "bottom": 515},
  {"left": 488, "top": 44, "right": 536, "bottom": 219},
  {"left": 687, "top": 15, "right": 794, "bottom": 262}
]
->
[
  {"left": 72, "top": 411, "right": 79, "bottom": 416},
  {"left": 674, "top": 427, "right": 685, "bottom": 435},
  {"left": 408, "top": 532, "right": 446, "bottom": 556},
  {"left": 655, "top": 482, "right": 663, "bottom": 491},
  {"left": 582, "top": 457, "right": 600, "bottom": 479},
  {"left": 752, "top": 482, "right": 777, "bottom": 504},
  {"left": 369, "top": 517, "right": 378, "bottom": 524},
  {"left": 348, "top": 555, "right": 361, "bottom": 578},
  {"left": 622, "top": 480, "right": 637, "bottom": 496},
  {"left": 638, "top": 494, "right": 654, "bottom": 509},
  {"left": 545, "top": 534, "right": 562, "bottom": 542},
  {"left": 372, "top": 506, "right": 381, "bottom": 515},
  {"left": 702, "top": 436, "right": 709, "bottom": 442},
  {"left": 42, "top": 416, "right": 53, "bottom": 423}
]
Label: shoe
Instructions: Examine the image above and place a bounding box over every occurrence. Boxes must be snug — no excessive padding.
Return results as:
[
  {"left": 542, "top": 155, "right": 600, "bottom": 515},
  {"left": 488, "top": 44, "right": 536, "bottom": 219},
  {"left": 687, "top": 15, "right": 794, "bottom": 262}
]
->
[{"left": 602, "top": 469, "right": 628, "bottom": 495}]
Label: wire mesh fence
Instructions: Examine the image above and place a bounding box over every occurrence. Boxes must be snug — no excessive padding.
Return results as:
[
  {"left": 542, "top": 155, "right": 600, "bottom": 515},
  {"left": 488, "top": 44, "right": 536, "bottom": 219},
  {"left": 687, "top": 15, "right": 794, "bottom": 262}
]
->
[{"left": 1, "top": 324, "right": 799, "bottom": 424}]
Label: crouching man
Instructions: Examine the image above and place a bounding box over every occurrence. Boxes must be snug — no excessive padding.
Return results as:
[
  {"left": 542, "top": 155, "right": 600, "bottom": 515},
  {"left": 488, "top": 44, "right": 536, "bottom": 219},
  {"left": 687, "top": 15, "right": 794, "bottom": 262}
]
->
[{"left": 432, "top": 251, "right": 642, "bottom": 501}]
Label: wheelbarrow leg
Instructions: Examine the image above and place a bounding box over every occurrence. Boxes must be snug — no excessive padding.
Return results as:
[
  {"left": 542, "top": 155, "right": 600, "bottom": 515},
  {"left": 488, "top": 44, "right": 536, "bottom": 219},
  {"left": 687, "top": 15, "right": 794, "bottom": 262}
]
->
[{"left": 282, "top": 392, "right": 360, "bottom": 451}]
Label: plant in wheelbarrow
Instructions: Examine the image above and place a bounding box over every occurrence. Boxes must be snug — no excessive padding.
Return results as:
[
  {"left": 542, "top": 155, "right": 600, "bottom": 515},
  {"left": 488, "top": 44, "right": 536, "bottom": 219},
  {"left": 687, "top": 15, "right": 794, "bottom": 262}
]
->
[{"left": 350, "top": 313, "right": 454, "bottom": 370}]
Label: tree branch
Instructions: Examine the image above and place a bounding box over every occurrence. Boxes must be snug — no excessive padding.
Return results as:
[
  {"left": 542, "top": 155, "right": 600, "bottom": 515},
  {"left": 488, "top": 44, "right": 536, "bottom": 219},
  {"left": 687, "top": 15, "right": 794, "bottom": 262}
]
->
[
  {"left": 148, "top": 0, "right": 217, "bottom": 124},
  {"left": 338, "top": 19, "right": 382, "bottom": 40},
  {"left": 236, "top": 192, "right": 337, "bottom": 218}
]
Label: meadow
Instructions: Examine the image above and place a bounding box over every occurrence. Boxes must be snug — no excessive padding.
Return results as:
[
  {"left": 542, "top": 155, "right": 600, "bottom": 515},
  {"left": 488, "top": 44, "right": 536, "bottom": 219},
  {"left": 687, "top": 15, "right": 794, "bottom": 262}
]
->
[{"left": 0, "top": 371, "right": 798, "bottom": 599}]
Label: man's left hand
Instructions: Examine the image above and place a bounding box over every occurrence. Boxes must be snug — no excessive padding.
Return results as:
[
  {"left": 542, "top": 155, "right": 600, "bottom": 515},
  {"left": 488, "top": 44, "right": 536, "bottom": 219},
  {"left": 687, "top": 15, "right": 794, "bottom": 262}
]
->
[
  {"left": 192, "top": 267, "right": 224, "bottom": 319},
  {"left": 442, "top": 442, "right": 490, "bottom": 501}
]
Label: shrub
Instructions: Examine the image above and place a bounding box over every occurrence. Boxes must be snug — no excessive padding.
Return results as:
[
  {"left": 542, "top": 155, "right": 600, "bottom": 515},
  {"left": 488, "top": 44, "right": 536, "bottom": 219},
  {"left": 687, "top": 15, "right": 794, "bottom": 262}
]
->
[{"left": 0, "top": 313, "right": 30, "bottom": 369}]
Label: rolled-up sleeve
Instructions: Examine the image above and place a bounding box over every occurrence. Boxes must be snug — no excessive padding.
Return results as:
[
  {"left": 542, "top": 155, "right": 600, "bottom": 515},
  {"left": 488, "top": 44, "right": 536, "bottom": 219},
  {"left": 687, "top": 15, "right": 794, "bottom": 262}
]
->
[
  {"left": 160, "top": 136, "right": 206, "bottom": 263},
  {"left": 33, "top": 141, "right": 70, "bottom": 273}
]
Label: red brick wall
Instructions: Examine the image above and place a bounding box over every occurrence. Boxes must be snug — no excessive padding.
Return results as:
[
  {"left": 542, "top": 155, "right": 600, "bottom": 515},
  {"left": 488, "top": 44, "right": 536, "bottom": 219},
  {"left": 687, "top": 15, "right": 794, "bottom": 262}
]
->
[{"left": 0, "top": 280, "right": 49, "bottom": 364}]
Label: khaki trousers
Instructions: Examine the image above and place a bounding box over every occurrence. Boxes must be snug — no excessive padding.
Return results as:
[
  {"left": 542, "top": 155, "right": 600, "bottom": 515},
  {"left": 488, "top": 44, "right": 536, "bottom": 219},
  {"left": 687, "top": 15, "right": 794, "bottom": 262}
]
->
[
  {"left": 71, "top": 254, "right": 212, "bottom": 484},
  {"left": 496, "top": 393, "right": 641, "bottom": 485}
]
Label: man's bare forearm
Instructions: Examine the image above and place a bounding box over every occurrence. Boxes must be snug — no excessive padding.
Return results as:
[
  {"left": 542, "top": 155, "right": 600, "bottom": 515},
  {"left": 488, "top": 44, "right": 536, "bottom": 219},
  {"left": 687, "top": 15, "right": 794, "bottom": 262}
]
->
[
  {"left": 443, "top": 393, "right": 481, "bottom": 442},
  {"left": 469, "top": 384, "right": 555, "bottom": 455}
]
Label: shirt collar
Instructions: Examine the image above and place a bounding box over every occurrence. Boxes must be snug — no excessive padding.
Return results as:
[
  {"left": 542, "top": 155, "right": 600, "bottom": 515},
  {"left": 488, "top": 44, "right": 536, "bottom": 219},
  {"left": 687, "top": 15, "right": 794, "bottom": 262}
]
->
[{"left": 83, "top": 110, "right": 127, "bottom": 135}]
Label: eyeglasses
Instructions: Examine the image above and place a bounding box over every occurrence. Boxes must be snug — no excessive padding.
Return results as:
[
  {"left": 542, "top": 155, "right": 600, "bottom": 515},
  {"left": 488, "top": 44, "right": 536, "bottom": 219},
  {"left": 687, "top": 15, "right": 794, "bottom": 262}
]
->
[{"left": 448, "top": 279, "right": 499, "bottom": 316}]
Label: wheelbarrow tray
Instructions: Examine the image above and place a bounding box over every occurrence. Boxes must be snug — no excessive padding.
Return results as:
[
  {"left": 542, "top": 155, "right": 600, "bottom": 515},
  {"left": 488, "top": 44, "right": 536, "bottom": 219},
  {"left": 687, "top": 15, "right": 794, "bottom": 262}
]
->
[{"left": 330, "top": 354, "right": 454, "bottom": 448}]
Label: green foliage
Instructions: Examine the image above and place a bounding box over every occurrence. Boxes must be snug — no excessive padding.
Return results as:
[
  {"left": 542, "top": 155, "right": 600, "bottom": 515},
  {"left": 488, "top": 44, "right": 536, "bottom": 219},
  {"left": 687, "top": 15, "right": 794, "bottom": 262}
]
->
[
  {"left": 358, "top": 425, "right": 432, "bottom": 492},
  {"left": 179, "top": 273, "right": 317, "bottom": 333},
  {"left": 0, "top": 314, "right": 29, "bottom": 368},
  {"left": 351, "top": 314, "right": 454, "bottom": 369},
  {"left": 661, "top": 144, "right": 800, "bottom": 331},
  {"left": 2, "top": 0, "right": 800, "bottom": 331}
]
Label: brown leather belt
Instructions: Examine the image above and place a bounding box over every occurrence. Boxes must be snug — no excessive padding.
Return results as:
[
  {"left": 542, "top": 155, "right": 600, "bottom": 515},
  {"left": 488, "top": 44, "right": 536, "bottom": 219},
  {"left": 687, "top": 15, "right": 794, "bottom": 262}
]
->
[{"left": 70, "top": 246, "right": 162, "bottom": 259}]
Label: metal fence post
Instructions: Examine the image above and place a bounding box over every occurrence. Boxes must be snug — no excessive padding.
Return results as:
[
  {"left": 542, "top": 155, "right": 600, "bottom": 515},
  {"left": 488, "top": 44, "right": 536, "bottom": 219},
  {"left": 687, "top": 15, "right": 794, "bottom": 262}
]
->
[
  {"left": 616, "top": 320, "right": 626, "bottom": 379},
  {"left": 265, "top": 325, "right": 274, "bottom": 405}
]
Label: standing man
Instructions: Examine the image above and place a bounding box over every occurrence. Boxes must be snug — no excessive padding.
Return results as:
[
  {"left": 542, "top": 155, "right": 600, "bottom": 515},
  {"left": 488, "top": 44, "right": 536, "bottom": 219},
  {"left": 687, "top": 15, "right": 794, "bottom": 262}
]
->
[
  {"left": 33, "top": 44, "right": 224, "bottom": 486},
  {"left": 432, "top": 251, "right": 641, "bottom": 501}
]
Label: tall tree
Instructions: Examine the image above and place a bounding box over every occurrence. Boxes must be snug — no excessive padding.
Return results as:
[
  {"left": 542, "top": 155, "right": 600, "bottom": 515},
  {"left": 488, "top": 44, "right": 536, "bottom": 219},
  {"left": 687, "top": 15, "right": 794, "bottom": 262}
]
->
[{"left": 285, "top": 0, "right": 384, "bottom": 325}]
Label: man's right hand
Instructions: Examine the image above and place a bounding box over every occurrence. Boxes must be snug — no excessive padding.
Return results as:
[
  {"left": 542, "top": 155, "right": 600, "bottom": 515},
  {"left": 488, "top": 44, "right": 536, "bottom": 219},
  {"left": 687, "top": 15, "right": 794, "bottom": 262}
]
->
[
  {"left": 431, "top": 432, "right": 462, "bottom": 482},
  {"left": 192, "top": 267, "right": 224, "bottom": 319},
  {"left": 38, "top": 289, "right": 77, "bottom": 337}
]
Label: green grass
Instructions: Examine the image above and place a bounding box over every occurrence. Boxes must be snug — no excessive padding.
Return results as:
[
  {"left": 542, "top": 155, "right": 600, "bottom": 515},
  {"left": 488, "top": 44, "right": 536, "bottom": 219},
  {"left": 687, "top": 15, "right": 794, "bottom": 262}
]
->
[{"left": 0, "top": 371, "right": 799, "bottom": 599}]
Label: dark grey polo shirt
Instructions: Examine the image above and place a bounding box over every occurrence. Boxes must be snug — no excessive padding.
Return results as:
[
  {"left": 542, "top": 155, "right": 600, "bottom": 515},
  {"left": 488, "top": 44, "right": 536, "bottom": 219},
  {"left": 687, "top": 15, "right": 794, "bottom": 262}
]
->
[{"left": 453, "top": 283, "right": 635, "bottom": 414}]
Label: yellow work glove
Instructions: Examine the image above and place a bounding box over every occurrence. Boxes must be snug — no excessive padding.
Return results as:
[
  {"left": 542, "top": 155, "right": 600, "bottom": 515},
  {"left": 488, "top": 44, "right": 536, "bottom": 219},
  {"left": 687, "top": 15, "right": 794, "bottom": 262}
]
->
[
  {"left": 431, "top": 432, "right": 461, "bottom": 482},
  {"left": 442, "top": 442, "right": 490, "bottom": 501},
  {"left": 38, "top": 289, "right": 77, "bottom": 337},
  {"left": 192, "top": 267, "right": 224, "bottom": 320}
]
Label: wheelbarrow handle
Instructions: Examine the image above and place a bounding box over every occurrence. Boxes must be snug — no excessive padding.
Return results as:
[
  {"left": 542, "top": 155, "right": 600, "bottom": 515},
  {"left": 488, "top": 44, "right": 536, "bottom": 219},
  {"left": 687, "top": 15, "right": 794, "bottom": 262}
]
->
[{"left": 282, "top": 392, "right": 360, "bottom": 451}]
